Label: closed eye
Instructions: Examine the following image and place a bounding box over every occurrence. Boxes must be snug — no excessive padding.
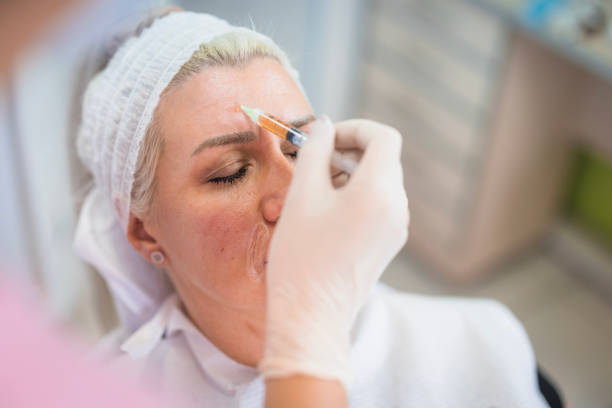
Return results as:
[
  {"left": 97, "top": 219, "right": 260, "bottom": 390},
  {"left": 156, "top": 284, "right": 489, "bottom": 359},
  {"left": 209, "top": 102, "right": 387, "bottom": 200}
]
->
[{"left": 209, "top": 165, "right": 249, "bottom": 185}]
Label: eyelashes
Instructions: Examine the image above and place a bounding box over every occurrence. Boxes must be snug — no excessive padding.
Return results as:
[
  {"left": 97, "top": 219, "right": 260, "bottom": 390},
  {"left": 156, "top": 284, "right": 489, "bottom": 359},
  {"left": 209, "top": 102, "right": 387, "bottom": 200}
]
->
[
  {"left": 209, "top": 165, "right": 249, "bottom": 185},
  {"left": 207, "top": 152, "right": 298, "bottom": 186}
]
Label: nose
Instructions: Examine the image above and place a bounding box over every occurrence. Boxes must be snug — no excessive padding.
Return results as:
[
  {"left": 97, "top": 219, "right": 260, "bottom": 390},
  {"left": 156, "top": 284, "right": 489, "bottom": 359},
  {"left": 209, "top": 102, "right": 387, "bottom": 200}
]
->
[{"left": 260, "top": 149, "right": 294, "bottom": 224}]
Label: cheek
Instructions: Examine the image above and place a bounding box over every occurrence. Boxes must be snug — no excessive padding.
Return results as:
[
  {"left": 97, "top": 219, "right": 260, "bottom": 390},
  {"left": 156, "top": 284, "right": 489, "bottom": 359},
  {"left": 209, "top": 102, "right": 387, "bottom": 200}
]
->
[
  {"left": 185, "top": 195, "right": 267, "bottom": 307},
  {"left": 156, "top": 191, "right": 267, "bottom": 310},
  {"left": 174, "top": 190, "right": 262, "bottom": 283},
  {"left": 200, "top": 204, "right": 254, "bottom": 262}
]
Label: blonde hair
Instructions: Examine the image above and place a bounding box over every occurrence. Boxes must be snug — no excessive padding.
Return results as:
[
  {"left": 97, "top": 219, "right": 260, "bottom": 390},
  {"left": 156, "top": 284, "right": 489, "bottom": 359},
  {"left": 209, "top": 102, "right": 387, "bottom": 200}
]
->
[{"left": 129, "top": 30, "right": 285, "bottom": 216}]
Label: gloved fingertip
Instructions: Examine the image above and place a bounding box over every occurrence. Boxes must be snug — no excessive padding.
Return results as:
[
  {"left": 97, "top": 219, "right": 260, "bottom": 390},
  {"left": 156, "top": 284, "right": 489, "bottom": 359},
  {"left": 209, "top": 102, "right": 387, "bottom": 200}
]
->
[
  {"left": 300, "top": 115, "right": 334, "bottom": 160},
  {"left": 309, "top": 115, "right": 333, "bottom": 139},
  {"left": 291, "top": 114, "right": 335, "bottom": 191}
]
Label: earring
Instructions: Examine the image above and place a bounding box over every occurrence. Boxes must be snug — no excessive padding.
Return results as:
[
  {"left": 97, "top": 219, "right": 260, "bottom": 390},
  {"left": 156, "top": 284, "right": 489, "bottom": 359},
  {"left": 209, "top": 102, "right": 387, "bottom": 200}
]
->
[{"left": 150, "top": 251, "right": 165, "bottom": 265}]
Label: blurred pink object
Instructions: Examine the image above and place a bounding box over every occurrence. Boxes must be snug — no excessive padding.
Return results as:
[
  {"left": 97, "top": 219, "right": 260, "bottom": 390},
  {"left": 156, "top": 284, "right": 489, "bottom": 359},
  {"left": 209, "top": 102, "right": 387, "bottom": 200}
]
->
[{"left": 0, "top": 274, "right": 176, "bottom": 408}]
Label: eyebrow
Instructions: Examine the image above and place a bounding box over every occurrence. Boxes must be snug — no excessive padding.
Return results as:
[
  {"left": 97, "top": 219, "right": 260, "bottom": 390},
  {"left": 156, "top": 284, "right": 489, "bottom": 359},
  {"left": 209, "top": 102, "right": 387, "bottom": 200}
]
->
[{"left": 191, "top": 114, "right": 316, "bottom": 157}]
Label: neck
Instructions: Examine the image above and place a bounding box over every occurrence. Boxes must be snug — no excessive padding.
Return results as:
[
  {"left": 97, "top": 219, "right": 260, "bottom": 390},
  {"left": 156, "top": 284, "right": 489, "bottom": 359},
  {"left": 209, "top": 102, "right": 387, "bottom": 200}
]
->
[{"left": 172, "top": 280, "right": 265, "bottom": 367}]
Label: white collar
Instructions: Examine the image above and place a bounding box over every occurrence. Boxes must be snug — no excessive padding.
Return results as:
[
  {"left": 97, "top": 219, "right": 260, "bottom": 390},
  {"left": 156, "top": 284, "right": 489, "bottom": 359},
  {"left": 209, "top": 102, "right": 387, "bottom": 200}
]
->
[{"left": 120, "top": 294, "right": 260, "bottom": 394}]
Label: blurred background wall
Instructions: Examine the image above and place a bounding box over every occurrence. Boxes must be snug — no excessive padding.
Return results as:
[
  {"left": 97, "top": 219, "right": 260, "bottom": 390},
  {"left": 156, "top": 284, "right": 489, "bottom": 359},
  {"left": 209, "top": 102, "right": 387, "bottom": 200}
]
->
[{"left": 1, "top": 0, "right": 611, "bottom": 406}]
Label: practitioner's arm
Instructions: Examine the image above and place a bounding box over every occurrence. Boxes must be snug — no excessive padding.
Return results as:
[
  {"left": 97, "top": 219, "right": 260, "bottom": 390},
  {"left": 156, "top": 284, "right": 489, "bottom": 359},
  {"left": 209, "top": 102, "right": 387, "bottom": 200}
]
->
[{"left": 266, "top": 376, "right": 347, "bottom": 408}]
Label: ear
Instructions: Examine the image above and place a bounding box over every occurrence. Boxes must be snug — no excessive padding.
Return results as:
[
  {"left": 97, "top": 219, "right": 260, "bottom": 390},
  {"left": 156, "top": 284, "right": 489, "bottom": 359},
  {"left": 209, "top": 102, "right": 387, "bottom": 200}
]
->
[{"left": 126, "top": 212, "right": 167, "bottom": 266}]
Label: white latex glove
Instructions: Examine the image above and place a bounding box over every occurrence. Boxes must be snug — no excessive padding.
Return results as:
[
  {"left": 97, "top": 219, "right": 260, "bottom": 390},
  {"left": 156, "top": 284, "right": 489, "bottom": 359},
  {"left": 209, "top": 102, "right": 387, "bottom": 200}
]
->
[{"left": 259, "top": 117, "right": 409, "bottom": 389}]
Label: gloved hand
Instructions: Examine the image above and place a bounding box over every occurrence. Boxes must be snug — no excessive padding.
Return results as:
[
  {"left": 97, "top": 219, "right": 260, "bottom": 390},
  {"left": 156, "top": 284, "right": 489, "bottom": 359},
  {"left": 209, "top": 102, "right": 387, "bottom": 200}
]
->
[{"left": 259, "top": 117, "right": 409, "bottom": 389}]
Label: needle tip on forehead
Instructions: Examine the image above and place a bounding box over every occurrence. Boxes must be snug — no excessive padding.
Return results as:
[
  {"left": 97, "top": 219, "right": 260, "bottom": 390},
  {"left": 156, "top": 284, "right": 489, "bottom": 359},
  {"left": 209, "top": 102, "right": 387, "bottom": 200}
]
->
[{"left": 240, "top": 105, "right": 261, "bottom": 124}]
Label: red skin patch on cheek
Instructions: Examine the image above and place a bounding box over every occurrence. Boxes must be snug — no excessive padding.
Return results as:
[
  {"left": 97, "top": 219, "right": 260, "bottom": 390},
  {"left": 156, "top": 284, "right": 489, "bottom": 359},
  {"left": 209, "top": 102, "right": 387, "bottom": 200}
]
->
[
  {"left": 195, "top": 191, "right": 259, "bottom": 269},
  {"left": 202, "top": 216, "right": 232, "bottom": 248},
  {"left": 201, "top": 211, "right": 251, "bottom": 260}
]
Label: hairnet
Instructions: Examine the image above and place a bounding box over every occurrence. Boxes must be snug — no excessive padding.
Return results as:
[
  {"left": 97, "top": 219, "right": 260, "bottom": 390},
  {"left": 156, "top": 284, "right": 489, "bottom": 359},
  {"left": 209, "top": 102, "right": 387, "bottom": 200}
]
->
[{"left": 74, "top": 11, "right": 303, "bottom": 332}]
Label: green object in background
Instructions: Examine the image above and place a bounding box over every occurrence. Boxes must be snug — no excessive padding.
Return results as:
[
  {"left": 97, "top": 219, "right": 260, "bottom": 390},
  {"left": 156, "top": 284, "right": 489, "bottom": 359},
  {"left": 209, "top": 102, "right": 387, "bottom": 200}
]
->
[{"left": 567, "top": 150, "right": 612, "bottom": 249}]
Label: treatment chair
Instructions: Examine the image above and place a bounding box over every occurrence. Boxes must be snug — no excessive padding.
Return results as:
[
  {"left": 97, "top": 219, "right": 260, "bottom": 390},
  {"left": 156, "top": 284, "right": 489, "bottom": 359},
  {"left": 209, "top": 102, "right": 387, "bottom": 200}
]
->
[{"left": 537, "top": 367, "right": 564, "bottom": 408}]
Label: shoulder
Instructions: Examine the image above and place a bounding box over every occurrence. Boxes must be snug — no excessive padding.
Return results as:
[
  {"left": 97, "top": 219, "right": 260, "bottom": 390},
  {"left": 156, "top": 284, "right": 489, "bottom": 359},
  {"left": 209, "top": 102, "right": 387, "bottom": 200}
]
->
[
  {"left": 349, "top": 286, "right": 546, "bottom": 406},
  {"left": 371, "top": 287, "right": 536, "bottom": 369},
  {"left": 363, "top": 285, "right": 531, "bottom": 348}
]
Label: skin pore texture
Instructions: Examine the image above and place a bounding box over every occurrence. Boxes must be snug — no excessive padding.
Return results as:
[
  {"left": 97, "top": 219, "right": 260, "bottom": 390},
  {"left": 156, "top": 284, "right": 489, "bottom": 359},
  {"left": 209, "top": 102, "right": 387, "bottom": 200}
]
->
[{"left": 127, "top": 57, "right": 314, "bottom": 367}]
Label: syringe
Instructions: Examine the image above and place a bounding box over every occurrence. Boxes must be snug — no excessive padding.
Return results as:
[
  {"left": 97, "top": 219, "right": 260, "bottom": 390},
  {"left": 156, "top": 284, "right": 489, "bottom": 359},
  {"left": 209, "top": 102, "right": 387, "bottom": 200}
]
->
[{"left": 240, "top": 105, "right": 357, "bottom": 174}]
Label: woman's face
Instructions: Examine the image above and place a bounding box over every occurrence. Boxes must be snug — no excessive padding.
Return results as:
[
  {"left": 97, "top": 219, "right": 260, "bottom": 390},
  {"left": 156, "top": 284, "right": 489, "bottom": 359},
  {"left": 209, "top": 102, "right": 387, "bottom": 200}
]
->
[{"left": 133, "top": 57, "right": 313, "bottom": 365}]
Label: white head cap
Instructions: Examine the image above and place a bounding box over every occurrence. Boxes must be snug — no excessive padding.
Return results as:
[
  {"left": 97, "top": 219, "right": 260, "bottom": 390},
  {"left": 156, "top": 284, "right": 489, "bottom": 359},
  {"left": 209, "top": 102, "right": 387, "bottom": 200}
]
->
[{"left": 74, "top": 11, "right": 303, "bottom": 331}]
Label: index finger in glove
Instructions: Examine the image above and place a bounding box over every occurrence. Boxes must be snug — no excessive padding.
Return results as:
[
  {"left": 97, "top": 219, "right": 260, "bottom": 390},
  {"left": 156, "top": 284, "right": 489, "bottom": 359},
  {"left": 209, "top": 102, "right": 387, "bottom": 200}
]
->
[{"left": 289, "top": 116, "right": 336, "bottom": 194}]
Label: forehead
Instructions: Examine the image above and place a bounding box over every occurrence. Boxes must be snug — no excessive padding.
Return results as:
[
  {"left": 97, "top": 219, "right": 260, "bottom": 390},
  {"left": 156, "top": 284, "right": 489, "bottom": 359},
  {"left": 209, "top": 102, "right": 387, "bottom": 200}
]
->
[{"left": 156, "top": 58, "right": 311, "bottom": 149}]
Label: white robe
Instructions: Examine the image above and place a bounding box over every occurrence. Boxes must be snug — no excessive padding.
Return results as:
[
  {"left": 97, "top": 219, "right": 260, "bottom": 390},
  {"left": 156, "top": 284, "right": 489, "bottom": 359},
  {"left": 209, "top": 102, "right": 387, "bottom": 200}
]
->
[{"left": 98, "top": 286, "right": 548, "bottom": 407}]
